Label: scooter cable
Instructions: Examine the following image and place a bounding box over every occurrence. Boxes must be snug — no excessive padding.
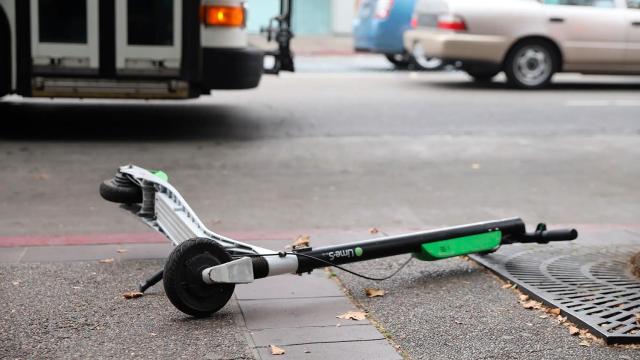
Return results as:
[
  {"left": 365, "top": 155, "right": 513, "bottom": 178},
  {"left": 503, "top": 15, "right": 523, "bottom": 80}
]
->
[{"left": 247, "top": 252, "right": 413, "bottom": 281}]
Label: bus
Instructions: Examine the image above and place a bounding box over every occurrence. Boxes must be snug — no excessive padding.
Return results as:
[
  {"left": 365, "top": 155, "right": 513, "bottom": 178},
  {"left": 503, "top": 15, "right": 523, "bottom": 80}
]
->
[{"left": 0, "top": 0, "right": 293, "bottom": 99}]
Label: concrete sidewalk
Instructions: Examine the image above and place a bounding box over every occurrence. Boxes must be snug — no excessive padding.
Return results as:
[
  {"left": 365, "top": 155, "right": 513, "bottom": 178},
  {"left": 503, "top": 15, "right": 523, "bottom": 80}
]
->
[{"left": 0, "top": 238, "right": 401, "bottom": 360}]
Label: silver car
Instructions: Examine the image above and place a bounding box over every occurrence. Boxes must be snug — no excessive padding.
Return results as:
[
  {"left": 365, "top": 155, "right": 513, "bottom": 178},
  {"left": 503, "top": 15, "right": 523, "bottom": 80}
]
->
[{"left": 404, "top": 0, "right": 640, "bottom": 88}]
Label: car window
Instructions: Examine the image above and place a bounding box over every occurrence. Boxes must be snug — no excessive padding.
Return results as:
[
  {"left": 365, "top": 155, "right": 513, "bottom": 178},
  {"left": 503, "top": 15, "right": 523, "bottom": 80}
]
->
[
  {"left": 543, "top": 0, "right": 616, "bottom": 8},
  {"left": 628, "top": 0, "right": 640, "bottom": 9}
]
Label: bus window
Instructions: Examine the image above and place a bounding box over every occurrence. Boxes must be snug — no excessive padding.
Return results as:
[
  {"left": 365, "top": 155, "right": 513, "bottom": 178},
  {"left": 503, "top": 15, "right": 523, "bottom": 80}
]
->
[
  {"left": 38, "top": 0, "right": 87, "bottom": 44},
  {"left": 127, "top": 0, "right": 174, "bottom": 46}
]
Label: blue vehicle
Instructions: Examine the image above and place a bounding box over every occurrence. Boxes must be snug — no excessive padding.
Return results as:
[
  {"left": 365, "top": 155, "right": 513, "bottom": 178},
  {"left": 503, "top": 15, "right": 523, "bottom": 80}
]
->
[{"left": 353, "top": 0, "right": 442, "bottom": 70}]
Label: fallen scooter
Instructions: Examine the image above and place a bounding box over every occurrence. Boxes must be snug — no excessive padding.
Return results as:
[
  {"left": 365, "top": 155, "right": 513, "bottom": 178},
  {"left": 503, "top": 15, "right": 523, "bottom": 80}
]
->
[{"left": 100, "top": 165, "right": 578, "bottom": 317}]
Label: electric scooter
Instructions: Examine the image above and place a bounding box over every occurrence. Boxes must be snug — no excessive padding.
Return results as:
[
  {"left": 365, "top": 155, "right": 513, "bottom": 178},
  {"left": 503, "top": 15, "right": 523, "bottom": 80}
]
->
[{"left": 100, "top": 165, "right": 578, "bottom": 317}]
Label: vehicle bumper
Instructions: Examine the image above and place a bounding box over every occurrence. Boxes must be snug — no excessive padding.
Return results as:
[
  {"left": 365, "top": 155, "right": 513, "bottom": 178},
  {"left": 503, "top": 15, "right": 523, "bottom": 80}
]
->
[
  {"left": 202, "top": 46, "right": 263, "bottom": 91},
  {"left": 353, "top": 20, "right": 406, "bottom": 55},
  {"left": 403, "top": 29, "right": 509, "bottom": 64}
]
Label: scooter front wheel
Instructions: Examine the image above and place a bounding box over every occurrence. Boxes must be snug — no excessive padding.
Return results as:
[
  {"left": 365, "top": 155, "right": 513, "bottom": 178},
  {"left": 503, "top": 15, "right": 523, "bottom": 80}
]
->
[{"left": 163, "top": 238, "right": 235, "bottom": 317}]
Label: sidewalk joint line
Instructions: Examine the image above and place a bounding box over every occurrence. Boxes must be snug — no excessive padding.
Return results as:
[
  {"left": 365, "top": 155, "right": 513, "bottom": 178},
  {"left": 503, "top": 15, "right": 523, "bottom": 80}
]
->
[
  {"left": 237, "top": 295, "right": 345, "bottom": 301},
  {"left": 253, "top": 337, "right": 387, "bottom": 349},
  {"left": 246, "top": 323, "right": 370, "bottom": 331}
]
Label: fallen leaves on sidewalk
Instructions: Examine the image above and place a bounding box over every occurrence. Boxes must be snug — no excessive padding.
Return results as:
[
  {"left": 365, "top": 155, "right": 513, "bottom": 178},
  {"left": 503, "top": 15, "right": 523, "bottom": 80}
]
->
[
  {"left": 122, "top": 291, "right": 143, "bottom": 299},
  {"left": 549, "top": 308, "right": 561, "bottom": 316},
  {"left": 337, "top": 311, "right": 367, "bottom": 321},
  {"left": 99, "top": 258, "right": 114, "bottom": 264},
  {"left": 292, "top": 235, "right": 310, "bottom": 248},
  {"left": 521, "top": 300, "right": 542, "bottom": 310},
  {"left": 270, "top": 345, "right": 285, "bottom": 355},
  {"left": 364, "top": 288, "right": 385, "bottom": 298},
  {"left": 635, "top": 313, "right": 640, "bottom": 325},
  {"left": 33, "top": 171, "right": 50, "bottom": 180},
  {"left": 503, "top": 280, "right": 603, "bottom": 347}
]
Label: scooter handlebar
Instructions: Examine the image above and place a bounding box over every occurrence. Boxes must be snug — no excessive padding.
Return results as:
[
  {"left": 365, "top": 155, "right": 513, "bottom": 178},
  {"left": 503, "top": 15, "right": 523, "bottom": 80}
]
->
[
  {"left": 539, "top": 229, "right": 578, "bottom": 242},
  {"left": 505, "top": 224, "right": 578, "bottom": 244}
]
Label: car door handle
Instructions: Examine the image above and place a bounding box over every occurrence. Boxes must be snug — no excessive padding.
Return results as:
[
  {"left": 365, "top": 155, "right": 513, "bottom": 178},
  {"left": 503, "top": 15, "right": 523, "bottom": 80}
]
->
[{"left": 549, "top": 17, "right": 565, "bottom": 23}]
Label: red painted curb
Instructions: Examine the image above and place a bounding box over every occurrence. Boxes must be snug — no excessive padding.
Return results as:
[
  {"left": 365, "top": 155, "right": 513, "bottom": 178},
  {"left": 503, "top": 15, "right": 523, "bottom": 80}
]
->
[
  {"left": 2, "top": 224, "right": 638, "bottom": 248},
  {"left": 0, "top": 233, "right": 166, "bottom": 247},
  {"left": 0, "top": 229, "right": 355, "bottom": 247}
]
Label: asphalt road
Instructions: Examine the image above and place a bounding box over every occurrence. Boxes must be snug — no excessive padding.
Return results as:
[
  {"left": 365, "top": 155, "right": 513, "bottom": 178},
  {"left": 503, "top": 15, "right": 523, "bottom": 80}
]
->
[
  {"left": 1, "top": 57, "right": 640, "bottom": 359},
  {"left": 1, "top": 63, "right": 639, "bottom": 237}
]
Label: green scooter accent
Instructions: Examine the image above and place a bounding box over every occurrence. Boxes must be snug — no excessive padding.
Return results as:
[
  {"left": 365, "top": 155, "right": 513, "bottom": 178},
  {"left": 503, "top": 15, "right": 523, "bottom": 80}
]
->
[
  {"left": 414, "top": 231, "right": 502, "bottom": 261},
  {"left": 152, "top": 170, "right": 169, "bottom": 182}
]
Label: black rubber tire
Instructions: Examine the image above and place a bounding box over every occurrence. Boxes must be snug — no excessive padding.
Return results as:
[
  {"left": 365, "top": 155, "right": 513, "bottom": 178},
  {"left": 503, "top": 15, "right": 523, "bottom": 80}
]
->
[
  {"left": 410, "top": 55, "right": 444, "bottom": 71},
  {"left": 466, "top": 69, "right": 499, "bottom": 83},
  {"left": 163, "top": 238, "right": 235, "bottom": 318},
  {"left": 504, "top": 40, "right": 557, "bottom": 90},
  {"left": 385, "top": 53, "right": 411, "bottom": 69},
  {"left": 99, "top": 172, "right": 142, "bottom": 204}
]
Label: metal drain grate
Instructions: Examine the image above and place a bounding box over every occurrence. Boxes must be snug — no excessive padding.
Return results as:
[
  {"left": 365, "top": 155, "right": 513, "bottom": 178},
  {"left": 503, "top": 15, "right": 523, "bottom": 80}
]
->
[{"left": 470, "top": 245, "right": 640, "bottom": 344}]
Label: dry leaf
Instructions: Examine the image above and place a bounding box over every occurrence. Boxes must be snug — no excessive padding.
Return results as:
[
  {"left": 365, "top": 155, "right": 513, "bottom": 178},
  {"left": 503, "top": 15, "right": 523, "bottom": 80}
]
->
[
  {"left": 337, "top": 311, "right": 367, "bottom": 321},
  {"left": 270, "top": 345, "right": 285, "bottom": 355},
  {"left": 569, "top": 326, "right": 580, "bottom": 336},
  {"left": 636, "top": 314, "right": 640, "bottom": 325},
  {"left": 579, "top": 340, "right": 590, "bottom": 347},
  {"left": 99, "top": 258, "right": 114, "bottom": 264},
  {"left": 519, "top": 294, "right": 529, "bottom": 302},
  {"left": 369, "top": 227, "right": 379, "bottom": 234},
  {"left": 292, "top": 235, "right": 310, "bottom": 248},
  {"left": 501, "top": 283, "right": 512, "bottom": 289},
  {"left": 123, "top": 291, "right": 143, "bottom": 299},
  {"left": 521, "top": 300, "right": 541, "bottom": 310},
  {"left": 549, "top": 308, "right": 561, "bottom": 316},
  {"left": 116, "top": 249, "right": 128, "bottom": 254},
  {"left": 365, "top": 288, "right": 385, "bottom": 298},
  {"left": 34, "top": 171, "right": 50, "bottom": 180}
]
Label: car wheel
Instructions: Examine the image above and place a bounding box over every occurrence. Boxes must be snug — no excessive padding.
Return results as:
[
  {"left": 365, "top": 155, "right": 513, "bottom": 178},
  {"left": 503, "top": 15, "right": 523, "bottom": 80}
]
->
[
  {"left": 410, "top": 43, "right": 443, "bottom": 71},
  {"left": 504, "top": 41, "right": 557, "bottom": 89},
  {"left": 466, "top": 69, "right": 500, "bottom": 83},
  {"left": 385, "top": 53, "right": 412, "bottom": 69}
]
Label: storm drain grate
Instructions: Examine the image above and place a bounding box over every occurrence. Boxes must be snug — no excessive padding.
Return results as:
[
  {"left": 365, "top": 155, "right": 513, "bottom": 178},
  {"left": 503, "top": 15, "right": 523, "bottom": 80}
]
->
[{"left": 470, "top": 245, "right": 640, "bottom": 344}]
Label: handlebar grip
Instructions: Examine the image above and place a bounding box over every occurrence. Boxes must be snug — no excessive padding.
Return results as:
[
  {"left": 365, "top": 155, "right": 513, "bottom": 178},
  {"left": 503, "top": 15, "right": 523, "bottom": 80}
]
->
[{"left": 539, "top": 229, "right": 578, "bottom": 242}]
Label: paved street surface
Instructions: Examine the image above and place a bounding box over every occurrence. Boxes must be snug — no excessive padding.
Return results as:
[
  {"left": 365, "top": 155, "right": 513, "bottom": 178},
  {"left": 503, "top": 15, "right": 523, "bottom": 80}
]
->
[{"left": 1, "top": 56, "right": 640, "bottom": 359}]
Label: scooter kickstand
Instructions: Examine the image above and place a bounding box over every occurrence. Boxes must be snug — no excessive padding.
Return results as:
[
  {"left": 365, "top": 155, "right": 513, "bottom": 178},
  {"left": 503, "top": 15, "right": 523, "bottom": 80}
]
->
[{"left": 138, "top": 269, "right": 164, "bottom": 293}]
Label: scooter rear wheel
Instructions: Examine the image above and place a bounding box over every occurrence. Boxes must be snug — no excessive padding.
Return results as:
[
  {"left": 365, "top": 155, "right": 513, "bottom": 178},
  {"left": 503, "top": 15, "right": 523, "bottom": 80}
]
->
[
  {"left": 99, "top": 172, "right": 142, "bottom": 204},
  {"left": 163, "top": 238, "right": 235, "bottom": 317}
]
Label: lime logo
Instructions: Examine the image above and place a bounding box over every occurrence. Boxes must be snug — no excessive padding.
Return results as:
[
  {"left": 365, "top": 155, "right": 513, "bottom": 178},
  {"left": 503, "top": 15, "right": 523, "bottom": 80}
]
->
[{"left": 355, "top": 247, "right": 363, "bottom": 257}]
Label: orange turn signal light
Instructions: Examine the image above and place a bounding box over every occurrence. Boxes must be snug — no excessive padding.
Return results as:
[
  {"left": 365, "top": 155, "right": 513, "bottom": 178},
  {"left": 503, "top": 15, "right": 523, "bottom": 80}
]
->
[{"left": 201, "top": 5, "right": 245, "bottom": 27}]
